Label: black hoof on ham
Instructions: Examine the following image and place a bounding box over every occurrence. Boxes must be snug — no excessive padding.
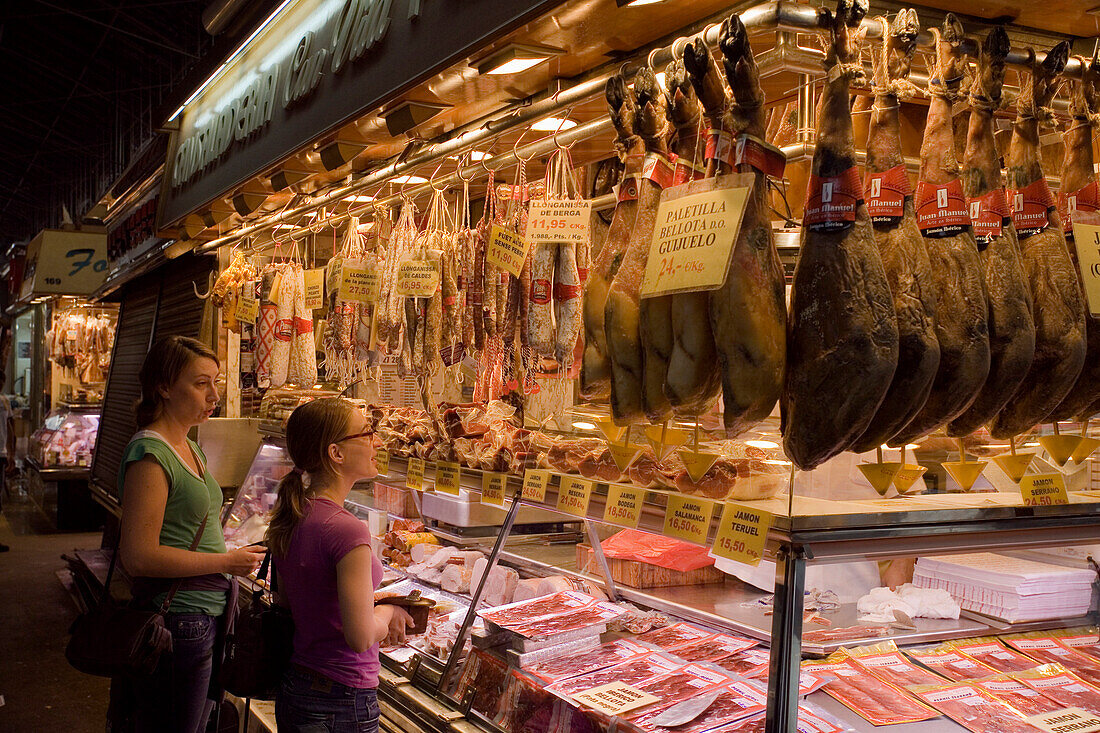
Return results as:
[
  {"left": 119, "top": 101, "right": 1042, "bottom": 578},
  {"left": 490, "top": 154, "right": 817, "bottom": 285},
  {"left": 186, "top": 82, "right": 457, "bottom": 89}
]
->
[
  {"left": 605, "top": 75, "right": 627, "bottom": 113},
  {"left": 941, "top": 13, "right": 964, "bottom": 46},
  {"left": 1043, "top": 40, "right": 1071, "bottom": 76},
  {"left": 985, "top": 25, "right": 1010, "bottom": 60},
  {"left": 719, "top": 14, "right": 750, "bottom": 63}
]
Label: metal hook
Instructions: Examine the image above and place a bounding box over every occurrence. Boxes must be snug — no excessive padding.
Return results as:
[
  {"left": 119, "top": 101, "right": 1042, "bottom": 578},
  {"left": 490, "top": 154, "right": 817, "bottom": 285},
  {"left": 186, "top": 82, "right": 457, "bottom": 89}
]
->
[
  {"left": 513, "top": 125, "right": 537, "bottom": 163},
  {"left": 429, "top": 156, "right": 449, "bottom": 193},
  {"left": 456, "top": 151, "right": 477, "bottom": 183},
  {"left": 553, "top": 107, "right": 578, "bottom": 151}
]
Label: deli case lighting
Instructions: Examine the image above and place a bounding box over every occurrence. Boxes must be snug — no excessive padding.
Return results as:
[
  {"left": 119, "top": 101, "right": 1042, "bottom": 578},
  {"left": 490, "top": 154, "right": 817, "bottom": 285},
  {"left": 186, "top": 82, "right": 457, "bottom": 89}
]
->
[{"left": 474, "top": 43, "right": 563, "bottom": 76}]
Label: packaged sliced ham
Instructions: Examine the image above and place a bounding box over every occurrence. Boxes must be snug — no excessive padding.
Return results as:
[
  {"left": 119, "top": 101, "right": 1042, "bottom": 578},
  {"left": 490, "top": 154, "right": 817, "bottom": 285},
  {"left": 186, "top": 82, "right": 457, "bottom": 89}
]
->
[
  {"left": 801, "top": 625, "right": 888, "bottom": 645},
  {"left": 949, "top": 637, "right": 1043, "bottom": 673},
  {"left": 908, "top": 681, "right": 1039, "bottom": 733},
  {"left": 801, "top": 655, "right": 939, "bottom": 726},
  {"left": 480, "top": 590, "right": 595, "bottom": 627},
  {"left": 1004, "top": 635, "right": 1100, "bottom": 686},
  {"left": 1012, "top": 664, "right": 1100, "bottom": 717},
  {"left": 635, "top": 622, "right": 716, "bottom": 650},
  {"left": 718, "top": 647, "right": 771, "bottom": 678},
  {"left": 664, "top": 633, "right": 757, "bottom": 664},
  {"left": 455, "top": 648, "right": 511, "bottom": 720},
  {"left": 844, "top": 641, "right": 944, "bottom": 688},
  {"left": 523, "top": 639, "right": 649, "bottom": 684},
  {"left": 545, "top": 651, "right": 683, "bottom": 698},
  {"left": 619, "top": 663, "right": 737, "bottom": 724},
  {"left": 708, "top": 703, "right": 853, "bottom": 733},
  {"left": 1056, "top": 630, "right": 1100, "bottom": 664},
  {"left": 905, "top": 646, "right": 999, "bottom": 680},
  {"left": 627, "top": 678, "right": 767, "bottom": 733},
  {"left": 971, "top": 674, "right": 1064, "bottom": 716},
  {"left": 504, "top": 601, "right": 624, "bottom": 641}
]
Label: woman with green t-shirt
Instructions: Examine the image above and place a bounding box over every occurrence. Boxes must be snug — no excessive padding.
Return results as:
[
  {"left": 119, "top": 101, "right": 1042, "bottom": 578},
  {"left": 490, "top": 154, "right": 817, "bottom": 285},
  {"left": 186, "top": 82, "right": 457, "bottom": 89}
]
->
[{"left": 115, "top": 335, "right": 264, "bottom": 732}]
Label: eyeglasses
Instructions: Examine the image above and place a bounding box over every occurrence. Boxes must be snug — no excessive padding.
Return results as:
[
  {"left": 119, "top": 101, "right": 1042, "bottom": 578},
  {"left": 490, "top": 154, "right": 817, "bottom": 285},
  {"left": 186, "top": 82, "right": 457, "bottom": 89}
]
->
[{"left": 333, "top": 430, "right": 373, "bottom": 444}]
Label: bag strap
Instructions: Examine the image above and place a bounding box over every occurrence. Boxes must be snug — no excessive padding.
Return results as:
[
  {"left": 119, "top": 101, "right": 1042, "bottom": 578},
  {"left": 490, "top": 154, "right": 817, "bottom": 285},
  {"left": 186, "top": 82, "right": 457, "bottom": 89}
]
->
[
  {"left": 156, "top": 514, "right": 210, "bottom": 615},
  {"left": 254, "top": 549, "right": 272, "bottom": 603}
]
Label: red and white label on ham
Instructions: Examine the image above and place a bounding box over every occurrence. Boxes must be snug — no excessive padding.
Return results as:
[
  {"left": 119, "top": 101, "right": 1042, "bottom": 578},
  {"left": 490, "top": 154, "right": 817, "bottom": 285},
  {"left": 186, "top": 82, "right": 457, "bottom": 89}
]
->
[
  {"left": 968, "top": 188, "right": 1012, "bottom": 243},
  {"left": 864, "top": 164, "right": 912, "bottom": 225},
  {"left": 673, "top": 157, "right": 705, "bottom": 185},
  {"left": 804, "top": 167, "right": 863, "bottom": 232},
  {"left": 705, "top": 130, "right": 786, "bottom": 178},
  {"left": 706, "top": 129, "right": 733, "bottom": 166},
  {"left": 1060, "top": 181, "right": 1100, "bottom": 236},
  {"left": 915, "top": 179, "right": 970, "bottom": 238},
  {"left": 1009, "top": 178, "right": 1056, "bottom": 239},
  {"left": 641, "top": 152, "right": 677, "bottom": 189}
]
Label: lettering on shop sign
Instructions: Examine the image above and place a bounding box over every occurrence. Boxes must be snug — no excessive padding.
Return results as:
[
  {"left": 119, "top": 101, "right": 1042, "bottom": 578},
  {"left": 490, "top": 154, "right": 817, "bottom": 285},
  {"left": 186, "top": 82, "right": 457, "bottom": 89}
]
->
[
  {"left": 571, "top": 682, "right": 659, "bottom": 716},
  {"left": 1019, "top": 473, "right": 1069, "bottom": 507},
  {"left": 712, "top": 503, "right": 773, "bottom": 567},
  {"left": 374, "top": 451, "right": 390, "bottom": 475},
  {"left": 662, "top": 494, "right": 713, "bottom": 544},
  {"left": 524, "top": 201, "right": 592, "bottom": 245},
  {"left": 396, "top": 259, "right": 440, "bottom": 297},
  {"left": 486, "top": 225, "right": 529, "bottom": 278},
  {"left": 171, "top": 0, "right": 409, "bottom": 189}
]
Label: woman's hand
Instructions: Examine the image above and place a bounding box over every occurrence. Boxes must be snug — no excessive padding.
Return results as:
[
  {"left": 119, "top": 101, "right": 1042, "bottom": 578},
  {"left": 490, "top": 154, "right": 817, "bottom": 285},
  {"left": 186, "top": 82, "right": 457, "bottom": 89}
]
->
[
  {"left": 384, "top": 605, "right": 414, "bottom": 646},
  {"left": 223, "top": 546, "right": 265, "bottom": 576}
]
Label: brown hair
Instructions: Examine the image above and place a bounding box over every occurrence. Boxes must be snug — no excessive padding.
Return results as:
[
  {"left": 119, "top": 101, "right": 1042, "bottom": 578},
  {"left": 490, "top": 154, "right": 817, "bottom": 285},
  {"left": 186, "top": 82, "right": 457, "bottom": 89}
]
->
[
  {"left": 135, "top": 336, "right": 219, "bottom": 428},
  {"left": 266, "top": 398, "right": 357, "bottom": 558}
]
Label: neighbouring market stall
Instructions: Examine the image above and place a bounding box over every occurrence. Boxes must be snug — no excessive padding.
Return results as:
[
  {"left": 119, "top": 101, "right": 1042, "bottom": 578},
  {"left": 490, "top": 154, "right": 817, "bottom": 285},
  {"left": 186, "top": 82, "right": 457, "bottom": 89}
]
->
[{"left": 89, "top": 0, "right": 1100, "bottom": 730}]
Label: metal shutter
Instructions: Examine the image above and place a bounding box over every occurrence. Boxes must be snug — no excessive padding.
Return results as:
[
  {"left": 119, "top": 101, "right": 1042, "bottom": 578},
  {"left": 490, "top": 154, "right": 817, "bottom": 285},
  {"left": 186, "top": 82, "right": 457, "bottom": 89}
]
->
[{"left": 90, "top": 253, "right": 215, "bottom": 500}]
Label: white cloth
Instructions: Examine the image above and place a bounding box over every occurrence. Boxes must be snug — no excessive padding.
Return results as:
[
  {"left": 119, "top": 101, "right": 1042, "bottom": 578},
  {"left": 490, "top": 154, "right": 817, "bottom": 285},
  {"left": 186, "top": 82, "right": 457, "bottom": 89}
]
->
[{"left": 857, "top": 583, "right": 960, "bottom": 623}]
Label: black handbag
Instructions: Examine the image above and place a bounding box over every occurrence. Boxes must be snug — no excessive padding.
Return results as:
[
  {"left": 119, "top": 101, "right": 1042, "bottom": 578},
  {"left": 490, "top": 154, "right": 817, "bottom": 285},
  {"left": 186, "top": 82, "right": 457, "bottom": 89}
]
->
[
  {"left": 220, "top": 550, "right": 294, "bottom": 700},
  {"left": 66, "top": 516, "right": 208, "bottom": 678}
]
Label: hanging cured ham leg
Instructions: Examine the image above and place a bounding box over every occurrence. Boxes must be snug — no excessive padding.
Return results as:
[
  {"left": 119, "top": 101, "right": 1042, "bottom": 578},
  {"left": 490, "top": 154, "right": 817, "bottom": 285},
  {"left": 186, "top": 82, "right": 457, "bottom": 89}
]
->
[
  {"left": 947, "top": 26, "right": 1035, "bottom": 437},
  {"left": 707, "top": 15, "right": 788, "bottom": 437},
  {"left": 990, "top": 40, "right": 1086, "bottom": 438},
  {"left": 891, "top": 15, "right": 990, "bottom": 446},
  {"left": 661, "top": 56, "right": 722, "bottom": 416},
  {"left": 782, "top": 0, "right": 899, "bottom": 470},
  {"left": 1051, "top": 54, "right": 1100, "bottom": 421},
  {"left": 850, "top": 10, "right": 941, "bottom": 453},
  {"left": 581, "top": 75, "right": 642, "bottom": 401},
  {"left": 606, "top": 68, "right": 672, "bottom": 424}
]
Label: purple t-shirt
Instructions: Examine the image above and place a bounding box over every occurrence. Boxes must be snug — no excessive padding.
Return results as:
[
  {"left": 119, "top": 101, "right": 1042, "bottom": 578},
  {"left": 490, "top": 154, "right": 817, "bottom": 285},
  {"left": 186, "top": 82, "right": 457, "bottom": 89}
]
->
[{"left": 278, "top": 497, "right": 383, "bottom": 688}]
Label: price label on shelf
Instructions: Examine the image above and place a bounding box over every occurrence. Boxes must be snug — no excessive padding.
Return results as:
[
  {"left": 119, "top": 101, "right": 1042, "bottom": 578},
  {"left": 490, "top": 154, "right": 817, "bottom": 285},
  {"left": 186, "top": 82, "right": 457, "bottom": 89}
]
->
[
  {"left": 374, "top": 451, "right": 390, "bottom": 476},
  {"left": 339, "top": 258, "right": 381, "bottom": 303},
  {"left": 435, "top": 462, "right": 461, "bottom": 496},
  {"left": 1019, "top": 473, "right": 1069, "bottom": 506},
  {"left": 603, "top": 485, "right": 644, "bottom": 529},
  {"left": 662, "top": 494, "right": 715, "bottom": 544},
  {"left": 486, "top": 224, "right": 530, "bottom": 278},
  {"left": 571, "top": 681, "right": 659, "bottom": 717},
  {"left": 524, "top": 200, "right": 592, "bottom": 245},
  {"left": 234, "top": 289, "right": 259, "bottom": 324},
  {"left": 406, "top": 457, "right": 425, "bottom": 491},
  {"left": 712, "top": 502, "right": 773, "bottom": 567},
  {"left": 481, "top": 472, "right": 507, "bottom": 507},
  {"left": 556, "top": 477, "right": 593, "bottom": 517},
  {"left": 396, "top": 259, "right": 440, "bottom": 297},
  {"left": 303, "top": 268, "right": 325, "bottom": 310},
  {"left": 522, "top": 469, "right": 550, "bottom": 503}
]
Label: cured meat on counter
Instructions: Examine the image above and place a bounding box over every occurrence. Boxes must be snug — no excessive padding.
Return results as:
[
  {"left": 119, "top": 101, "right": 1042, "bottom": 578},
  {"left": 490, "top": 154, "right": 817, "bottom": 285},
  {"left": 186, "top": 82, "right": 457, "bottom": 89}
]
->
[
  {"left": 950, "top": 638, "right": 1043, "bottom": 673},
  {"left": 846, "top": 643, "right": 944, "bottom": 688},
  {"left": 905, "top": 646, "right": 999, "bottom": 680},
  {"left": 706, "top": 18, "right": 787, "bottom": 436},
  {"left": 801, "top": 655, "right": 938, "bottom": 725},
  {"left": 665, "top": 633, "right": 757, "bottom": 664},
  {"left": 1013, "top": 664, "right": 1100, "bottom": 716},
  {"left": 636, "top": 622, "right": 715, "bottom": 650},
  {"left": 971, "top": 675, "right": 1063, "bottom": 716},
  {"left": 948, "top": 26, "right": 1036, "bottom": 437},
  {"left": 849, "top": 10, "right": 941, "bottom": 454},
  {"left": 991, "top": 40, "right": 1087, "bottom": 438},
  {"left": 582, "top": 75, "right": 642, "bottom": 401},
  {"left": 523, "top": 638, "right": 649, "bottom": 683},
  {"left": 782, "top": 0, "right": 899, "bottom": 470},
  {"left": 545, "top": 651, "right": 683, "bottom": 698},
  {"left": 892, "top": 15, "right": 990, "bottom": 445},
  {"left": 660, "top": 55, "right": 721, "bottom": 416},
  {"left": 606, "top": 68, "right": 673, "bottom": 424},
  {"left": 1052, "top": 56, "right": 1100, "bottom": 421},
  {"left": 909, "top": 681, "right": 1042, "bottom": 733},
  {"left": 627, "top": 677, "right": 764, "bottom": 733}
]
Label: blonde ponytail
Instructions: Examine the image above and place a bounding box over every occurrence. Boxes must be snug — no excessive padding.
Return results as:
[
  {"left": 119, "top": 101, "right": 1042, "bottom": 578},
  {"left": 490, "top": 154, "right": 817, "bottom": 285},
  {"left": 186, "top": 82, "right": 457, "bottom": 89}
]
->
[{"left": 266, "top": 470, "right": 310, "bottom": 558}]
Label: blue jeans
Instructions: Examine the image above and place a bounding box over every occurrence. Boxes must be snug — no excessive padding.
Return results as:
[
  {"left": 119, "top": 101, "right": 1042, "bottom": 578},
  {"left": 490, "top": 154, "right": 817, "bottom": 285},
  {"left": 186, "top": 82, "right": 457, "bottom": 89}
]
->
[
  {"left": 276, "top": 666, "right": 380, "bottom": 733},
  {"left": 131, "top": 613, "right": 218, "bottom": 733}
]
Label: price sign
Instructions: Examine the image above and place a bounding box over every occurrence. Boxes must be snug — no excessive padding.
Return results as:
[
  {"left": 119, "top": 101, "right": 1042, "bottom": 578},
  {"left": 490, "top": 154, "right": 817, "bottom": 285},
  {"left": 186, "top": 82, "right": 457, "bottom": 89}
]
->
[
  {"left": 1026, "top": 708, "right": 1100, "bottom": 733},
  {"left": 556, "top": 477, "right": 593, "bottom": 517},
  {"left": 572, "top": 681, "right": 660, "bottom": 716},
  {"left": 712, "top": 502, "right": 773, "bottom": 567},
  {"left": 234, "top": 288, "right": 259, "bottom": 324},
  {"left": 603, "top": 485, "right": 644, "bottom": 529},
  {"left": 1072, "top": 223, "right": 1100, "bottom": 316},
  {"left": 524, "top": 200, "right": 592, "bottom": 244},
  {"left": 522, "top": 469, "right": 550, "bottom": 503},
  {"left": 481, "top": 472, "right": 507, "bottom": 507},
  {"left": 663, "top": 494, "right": 714, "bottom": 544},
  {"left": 1020, "top": 473, "right": 1069, "bottom": 506},
  {"left": 406, "top": 457, "right": 425, "bottom": 491},
  {"left": 640, "top": 176, "right": 752, "bottom": 297},
  {"left": 486, "top": 224, "right": 530, "bottom": 278},
  {"left": 435, "top": 462, "right": 461, "bottom": 495},
  {"left": 339, "top": 259, "right": 381, "bottom": 303},
  {"left": 374, "top": 451, "right": 390, "bottom": 476},
  {"left": 396, "top": 259, "right": 440, "bottom": 297},
  {"left": 303, "top": 268, "right": 325, "bottom": 310}
]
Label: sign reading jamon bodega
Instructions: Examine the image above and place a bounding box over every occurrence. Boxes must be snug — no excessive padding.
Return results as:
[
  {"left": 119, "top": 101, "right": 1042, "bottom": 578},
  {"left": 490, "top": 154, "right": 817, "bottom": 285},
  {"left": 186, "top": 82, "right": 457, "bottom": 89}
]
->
[{"left": 640, "top": 174, "right": 753, "bottom": 298}]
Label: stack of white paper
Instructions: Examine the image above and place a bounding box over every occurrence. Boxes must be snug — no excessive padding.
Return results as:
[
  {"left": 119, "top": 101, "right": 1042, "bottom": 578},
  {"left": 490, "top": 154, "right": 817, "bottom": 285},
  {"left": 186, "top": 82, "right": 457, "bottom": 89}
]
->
[{"left": 912, "top": 553, "right": 1095, "bottom": 622}]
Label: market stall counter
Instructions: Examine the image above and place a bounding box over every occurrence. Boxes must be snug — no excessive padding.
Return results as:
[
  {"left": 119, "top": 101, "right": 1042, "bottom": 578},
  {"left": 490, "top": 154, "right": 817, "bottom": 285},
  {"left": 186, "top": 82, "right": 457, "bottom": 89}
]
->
[{"left": 26, "top": 402, "right": 104, "bottom": 530}]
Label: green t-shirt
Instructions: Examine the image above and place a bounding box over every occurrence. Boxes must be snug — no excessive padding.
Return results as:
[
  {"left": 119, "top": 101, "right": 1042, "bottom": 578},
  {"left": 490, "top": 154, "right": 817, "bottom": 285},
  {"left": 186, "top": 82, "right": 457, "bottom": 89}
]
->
[{"left": 118, "top": 431, "right": 228, "bottom": 615}]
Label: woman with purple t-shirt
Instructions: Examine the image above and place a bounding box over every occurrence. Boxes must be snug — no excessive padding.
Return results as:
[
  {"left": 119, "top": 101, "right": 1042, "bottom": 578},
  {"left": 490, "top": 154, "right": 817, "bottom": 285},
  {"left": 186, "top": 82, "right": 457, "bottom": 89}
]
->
[{"left": 266, "top": 398, "right": 412, "bottom": 732}]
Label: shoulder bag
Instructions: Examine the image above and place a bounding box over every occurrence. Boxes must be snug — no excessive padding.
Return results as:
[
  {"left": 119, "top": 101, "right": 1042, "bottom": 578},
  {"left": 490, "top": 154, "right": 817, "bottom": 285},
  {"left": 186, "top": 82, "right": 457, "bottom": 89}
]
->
[{"left": 65, "top": 515, "right": 208, "bottom": 678}]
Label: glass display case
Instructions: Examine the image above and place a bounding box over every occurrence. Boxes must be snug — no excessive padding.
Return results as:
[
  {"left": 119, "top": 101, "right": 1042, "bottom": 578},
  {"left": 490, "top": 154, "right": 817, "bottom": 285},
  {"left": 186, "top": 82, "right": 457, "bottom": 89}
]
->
[
  {"left": 29, "top": 402, "right": 101, "bottom": 468},
  {"left": 222, "top": 438, "right": 293, "bottom": 549}
]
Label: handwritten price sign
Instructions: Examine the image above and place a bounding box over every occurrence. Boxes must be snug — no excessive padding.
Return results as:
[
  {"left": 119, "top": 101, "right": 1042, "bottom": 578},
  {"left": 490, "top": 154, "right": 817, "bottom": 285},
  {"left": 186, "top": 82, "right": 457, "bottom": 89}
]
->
[
  {"left": 406, "top": 457, "right": 425, "bottom": 491},
  {"left": 1020, "top": 473, "right": 1069, "bottom": 507},
  {"left": 481, "top": 472, "right": 507, "bottom": 507},
  {"left": 712, "top": 503, "right": 773, "bottom": 567},
  {"left": 303, "top": 268, "right": 325, "bottom": 310},
  {"left": 339, "top": 259, "right": 381, "bottom": 303},
  {"left": 663, "top": 494, "right": 714, "bottom": 544},
  {"left": 640, "top": 177, "right": 751, "bottom": 298},
  {"left": 396, "top": 259, "right": 440, "bottom": 297},
  {"left": 234, "top": 287, "right": 259, "bottom": 324},
  {"left": 374, "top": 451, "right": 390, "bottom": 476},
  {"left": 522, "top": 469, "right": 550, "bottom": 503},
  {"left": 524, "top": 200, "right": 592, "bottom": 244},
  {"left": 486, "top": 225, "right": 530, "bottom": 278},
  {"left": 556, "top": 477, "right": 593, "bottom": 517},
  {"left": 435, "top": 462, "right": 461, "bottom": 496},
  {"left": 603, "top": 485, "right": 644, "bottom": 529}
]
